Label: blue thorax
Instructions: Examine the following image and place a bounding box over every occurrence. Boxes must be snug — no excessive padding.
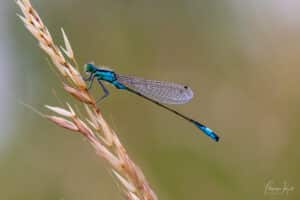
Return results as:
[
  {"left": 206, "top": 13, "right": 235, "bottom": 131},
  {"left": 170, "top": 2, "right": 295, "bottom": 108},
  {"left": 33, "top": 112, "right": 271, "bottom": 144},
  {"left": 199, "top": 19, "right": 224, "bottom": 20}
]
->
[{"left": 85, "top": 63, "right": 127, "bottom": 89}]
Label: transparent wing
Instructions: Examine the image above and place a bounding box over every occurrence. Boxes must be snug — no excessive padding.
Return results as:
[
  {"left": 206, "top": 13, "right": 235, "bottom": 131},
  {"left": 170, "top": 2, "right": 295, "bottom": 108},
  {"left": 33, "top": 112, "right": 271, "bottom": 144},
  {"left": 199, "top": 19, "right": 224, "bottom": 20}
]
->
[{"left": 116, "top": 74, "right": 194, "bottom": 104}]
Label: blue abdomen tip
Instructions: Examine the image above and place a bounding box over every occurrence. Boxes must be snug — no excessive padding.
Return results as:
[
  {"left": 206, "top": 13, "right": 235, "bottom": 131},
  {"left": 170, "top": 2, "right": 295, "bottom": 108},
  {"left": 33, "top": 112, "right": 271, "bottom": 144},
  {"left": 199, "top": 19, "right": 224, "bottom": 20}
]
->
[{"left": 192, "top": 121, "right": 219, "bottom": 142}]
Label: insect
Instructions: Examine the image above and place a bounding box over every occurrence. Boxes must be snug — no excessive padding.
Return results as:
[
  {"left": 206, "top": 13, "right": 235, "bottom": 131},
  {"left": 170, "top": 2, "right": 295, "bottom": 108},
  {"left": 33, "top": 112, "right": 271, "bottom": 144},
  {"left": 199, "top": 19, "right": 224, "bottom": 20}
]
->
[{"left": 84, "top": 63, "right": 220, "bottom": 142}]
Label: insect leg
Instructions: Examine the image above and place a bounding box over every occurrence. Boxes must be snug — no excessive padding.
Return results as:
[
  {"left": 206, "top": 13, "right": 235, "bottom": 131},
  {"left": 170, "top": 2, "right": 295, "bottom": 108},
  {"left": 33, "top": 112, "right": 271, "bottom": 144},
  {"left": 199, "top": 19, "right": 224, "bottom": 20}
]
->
[
  {"left": 83, "top": 73, "right": 93, "bottom": 81},
  {"left": 86, "top": 74, "right": 96, "bottom": 90},
  {"left": 96, "top": 79, "right": 110, "bottom": 103}
]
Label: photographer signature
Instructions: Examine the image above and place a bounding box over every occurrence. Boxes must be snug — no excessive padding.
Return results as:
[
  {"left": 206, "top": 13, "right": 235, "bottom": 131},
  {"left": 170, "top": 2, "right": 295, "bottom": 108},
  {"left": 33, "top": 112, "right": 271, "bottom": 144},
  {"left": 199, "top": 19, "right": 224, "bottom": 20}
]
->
[{"left": 264, "top": 180, "right": 294, "bottom": 195}]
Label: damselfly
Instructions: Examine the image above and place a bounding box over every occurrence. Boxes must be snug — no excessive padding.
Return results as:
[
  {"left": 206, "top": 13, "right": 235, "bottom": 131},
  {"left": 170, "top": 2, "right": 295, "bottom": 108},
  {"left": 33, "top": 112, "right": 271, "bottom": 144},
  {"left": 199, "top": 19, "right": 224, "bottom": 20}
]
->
[{"left": 84, "top": 63, "right": 220, "bottom": 142}]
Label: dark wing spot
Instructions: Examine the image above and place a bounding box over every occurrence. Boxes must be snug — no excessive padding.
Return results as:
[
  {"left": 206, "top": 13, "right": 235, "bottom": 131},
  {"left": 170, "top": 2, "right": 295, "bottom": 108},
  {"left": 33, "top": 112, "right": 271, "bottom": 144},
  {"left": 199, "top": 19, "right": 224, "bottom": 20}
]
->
[{"left": 180, "top": 86, "right": 188, "bottom": 94}]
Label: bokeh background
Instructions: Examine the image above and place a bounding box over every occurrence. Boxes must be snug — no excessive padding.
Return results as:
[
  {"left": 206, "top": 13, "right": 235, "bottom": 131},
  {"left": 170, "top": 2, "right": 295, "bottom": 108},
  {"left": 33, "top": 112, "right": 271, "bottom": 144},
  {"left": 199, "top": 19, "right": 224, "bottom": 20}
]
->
[{"left": 1, "top": 0, "right": 300, "bottom": 199}]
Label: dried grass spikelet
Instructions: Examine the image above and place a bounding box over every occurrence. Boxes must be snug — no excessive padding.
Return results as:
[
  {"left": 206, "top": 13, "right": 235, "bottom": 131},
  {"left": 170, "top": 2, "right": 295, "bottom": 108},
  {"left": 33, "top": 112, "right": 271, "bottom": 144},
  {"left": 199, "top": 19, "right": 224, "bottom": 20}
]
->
[{"left": 17, "top": 0, "right": 158, "bottom": 199}]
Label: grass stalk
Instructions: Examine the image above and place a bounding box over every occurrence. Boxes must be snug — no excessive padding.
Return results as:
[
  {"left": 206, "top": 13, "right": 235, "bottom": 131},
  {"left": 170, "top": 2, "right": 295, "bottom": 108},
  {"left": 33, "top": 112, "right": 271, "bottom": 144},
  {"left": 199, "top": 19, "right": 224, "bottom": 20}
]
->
[{"left": 17, "top": 0, "right": 158, "bottom": 199}]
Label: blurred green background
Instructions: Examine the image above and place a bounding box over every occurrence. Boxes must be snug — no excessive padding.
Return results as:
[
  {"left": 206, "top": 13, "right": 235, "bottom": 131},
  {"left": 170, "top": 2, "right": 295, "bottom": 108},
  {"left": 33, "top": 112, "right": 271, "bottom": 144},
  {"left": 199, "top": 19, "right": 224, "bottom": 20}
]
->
[{"left": 1, "top": 0, "right": 299, "bottom": 199}]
